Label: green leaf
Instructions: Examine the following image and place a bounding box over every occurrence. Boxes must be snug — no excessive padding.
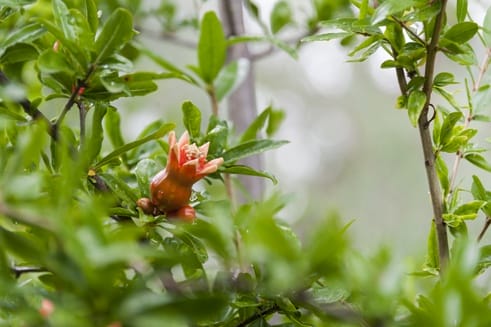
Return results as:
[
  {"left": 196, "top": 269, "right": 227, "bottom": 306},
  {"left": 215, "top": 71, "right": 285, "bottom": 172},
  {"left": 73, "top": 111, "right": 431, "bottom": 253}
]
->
[
  {"left": 134, "top": 158, "right": 160, "bottom": 196},
  {"left": 424, "top": 222, "right": 439, "bottom": 270},
  {"left": 38, "top": 49, "right": 73, "bottom": 75},
  {"left": 471, "top": 175, "right": 491, "bottom": 217},
  {"left": 220, "top": 164, "right": 277, "bottom": 184},
  {"left": 0, "top": 43, "right": 39, "bottom": 64},
  {"left": 104, "top": 106, "right": 125, "bottom": 150},
  {"left": 94, "top": 8, "right": 134, "bottom": 63},
  {"left": 270, "top": 0, "right": 292, "bottom": 34},
  {"left": 0, "top": 0, "right": 36, "bottom": 5},
  {"left": 240, "top": 107, "right": 272, "bottom": 142},
  {"left": 465, "top": 153, "right": 491, "bottom": 172},
  {"left": 52, "top": 0, "right": 73, "bottom": 38},
  {"left": 484, "top": 6, "right": 491, "bottom": 47},
  {"left": 474, "top": 84, "right": 491, "bottom": 114},
  {"left": 443, "top": 22, "right": 478, "bottom": 44},
  {"left": 204, "top": 117, "right": 228, "bottom": 155},
  {"left": 407, "top": 90, "right": 426, "bottom": 127},
  {"left": 94, "top": 123, "right": 175, "bottom": 169},
  {"left": 214, "top": 59, "right": 250, "bottom": 102},
  {"left": 0, "top": 23, "right": 45, "bottom": 57},
  {"left": 222, "top": 139, "right": 288, "bottom": 163},
  {"left": 198, "top": 11, "right": 227, "bottom": 83},
  {"left": 301, "top": 32, "right": 352, "bottom": 43},
  {"left": 181, "top": 101, "right": 201, "bottom": 139},
  {"left": 436, "top": 155, "right": 449, "bottom": 196},
  {"left": 439, "top": 111, "right": 463, "bottom": 146},
  {"left": 433, "top": 72, "right": 456, "bottom": 87},
  {"left": 39, "top": 19, "right": 87, "bottom": 70},
  {"left": 372, "top": 0, "right": 422, "bottom": 24},
  {"left": 453, "top": 200, "right": 486, "bottom": 218},
  {"left": 83, "top": 0, "right": 99, "bottom": 33},
  {"left": 85, "top": 102, "right": 108, "bottom": 165},
  {"left": 456, "top": 0, "right": 468, "bottom": 22},
  {"left": 136, "top": 43, "right": 199, "bottom": 86},
  {"left": 471, "top": 175, "right": 488, "bottom": 201}
]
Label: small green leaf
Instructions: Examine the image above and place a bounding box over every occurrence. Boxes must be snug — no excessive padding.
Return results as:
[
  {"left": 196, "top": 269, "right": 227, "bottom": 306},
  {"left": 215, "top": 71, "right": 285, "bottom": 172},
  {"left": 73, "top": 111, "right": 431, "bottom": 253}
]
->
[
  {"left": 465, "top": 153, "right": 491, "bottom": 172},
  {"left": 182, "top": 101, "right": 201, "bottom": 138},
  {"left": 205, "top": 117, "right": 228, "bottom": 155},
  {"left": 83, "top": 0, "right": 99, "bottom": 33},
  {"left": 95, "top": 8, "right": 134, "bottom": 63},
  {"left": 198, "top": 11, "right": 227, "bottom": 83},
  {"left": 456, "top": 0, "right": 468, "bottom": 22},
  {"left": 424, "top": 222, "right": 439, "bottom": 270},
  {"left": 372, "top": 0, "right": 421, "bottom": 24},
  {"left": 484, "top": 6, "right": 491, "bottom": 47},
  {"left": 301, "top": 32, "right": 352, "bottom": 43},
  {"left": 136, "top": 43, "right": 199, "bottom": 86},
  {"left": 0, "top": 43, "right": 39, "bottom": 64},
  {"left": 134, "top": 159, "right": 160, "bottom": 196},
  {"left": 270, "top": 1, "right": 292, "bottom": 34},
  {"left": 215, "top": 59, "right": 250, "bottom": 101},
  {"left": 436, "top": 155, "right": 449, "bottom": 196},
  {"left": 407, "top": 90, "right": 426, "bottom": 127},
  {"left": 220, "top": 164, "right": 277, "bottom": 184},
  {"left": 104, "top": 106, "right": 125, "bottom": 150},
  {"left": 433, "top": 72, "right": 456, "bottom": 87},
  {"left": 439, "top": 111, "right": 463, "bottom": 146},
  {"left": 0, "top": 23, "right": 45, "bottom": 56},
  {"left": 471, "top": 175, "right": 491, "bottom": 217},
  {"left": 453, "top": 200, "right": 486, "bottom": 217},
  {"left": 85, "top": 102, "right": 108, "bottom": 165},
  {"left": 94, "top": 123, "right": 175, "bottom": 169},
  {"left": 100, "top": 173, "right": 139, "bottom": 204},
  {"left": 222, "top": 139, "right": 288, "bottom": 163},
  {"left": 443, "top": 22, "right": 478, "bottom": 44},
  {"left": 240, "top": 107, "right": 272, "bottom": 142},
  {"left": 38, "top": 49, "right": 73, "bottom": 75},
  {"left": 52, "top": 0, "right": 74, "bottom": 39}
]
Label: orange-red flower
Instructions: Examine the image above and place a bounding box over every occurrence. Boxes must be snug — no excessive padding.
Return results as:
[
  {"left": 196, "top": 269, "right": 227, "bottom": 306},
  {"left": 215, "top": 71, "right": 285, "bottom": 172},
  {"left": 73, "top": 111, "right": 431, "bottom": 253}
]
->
[{"left": 137, "top": 130, "right": 223, "bottom": 220}]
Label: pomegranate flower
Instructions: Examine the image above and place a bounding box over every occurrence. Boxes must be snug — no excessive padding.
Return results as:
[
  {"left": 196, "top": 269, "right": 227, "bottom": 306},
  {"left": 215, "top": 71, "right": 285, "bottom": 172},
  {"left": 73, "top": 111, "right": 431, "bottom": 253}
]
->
[{"left": 137, "top": 131, "right": 223, "bottom": 219}]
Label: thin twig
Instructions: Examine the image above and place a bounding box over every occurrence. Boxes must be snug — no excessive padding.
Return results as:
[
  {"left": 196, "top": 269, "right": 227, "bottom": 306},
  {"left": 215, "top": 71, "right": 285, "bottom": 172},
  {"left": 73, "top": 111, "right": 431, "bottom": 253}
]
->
[
  {"left": 11, "top": 266, "right": 49, "bottom": 278},
  {"left": 77, "top": 101, "right": 87, "bottom": 148},
  {"left": 250, "top": 29, "right": 316, "bottom": 61},
  {"left": 391, "top": 15, "right": 426, "bottom": 46},
  {"left": 447, "top": 49, "right": 491, "bottom": 199},
  {"left": 236, "top": 304, "right": 280, "bottom": 327},
  {"left": 477, "top": 216, "right": 491, "bottom": 242},
  {"left": 418, "top": 0, "right": 449, "bottom": 272},
  {"left": 54, "top": 64, "right": 95, "bottom": 138}
]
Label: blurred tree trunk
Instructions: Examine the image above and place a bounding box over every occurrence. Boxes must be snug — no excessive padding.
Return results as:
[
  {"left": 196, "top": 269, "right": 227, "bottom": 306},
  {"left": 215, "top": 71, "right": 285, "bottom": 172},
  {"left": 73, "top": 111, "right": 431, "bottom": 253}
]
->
[{"left": 219, "top": 0, "right": 264, "bottom": 200}]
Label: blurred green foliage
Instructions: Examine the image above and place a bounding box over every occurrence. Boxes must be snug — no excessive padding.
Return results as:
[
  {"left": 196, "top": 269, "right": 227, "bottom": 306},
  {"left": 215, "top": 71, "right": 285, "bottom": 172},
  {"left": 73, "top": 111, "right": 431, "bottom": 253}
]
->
[{"left": 1, "top": 0, "right": 491, "bottom": 326}]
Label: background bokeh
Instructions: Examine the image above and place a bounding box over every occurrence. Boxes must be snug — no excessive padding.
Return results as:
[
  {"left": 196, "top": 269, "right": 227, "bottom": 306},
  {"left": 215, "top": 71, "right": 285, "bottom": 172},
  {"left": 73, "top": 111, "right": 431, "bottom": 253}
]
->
[{"left": 118, "top": 0, "right": 491, "bottom": 256}]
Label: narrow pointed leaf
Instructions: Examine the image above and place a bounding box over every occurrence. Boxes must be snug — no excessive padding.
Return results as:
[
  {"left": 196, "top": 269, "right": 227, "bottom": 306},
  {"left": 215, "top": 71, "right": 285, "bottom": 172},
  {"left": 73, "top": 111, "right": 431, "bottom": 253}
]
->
[
  {"left": 94, "top": 123, "right": 175, "bottom": 169},
  {"left": 198, "top": 11, "right": 226, "bottom": 83},
  {"left": 95, "top": 8, "right": 134, "bottom": 63},
  {"left": 407, "top": 90, "right": 426, "bottom": 127},
  {"left": 222, "top": 139, "right": 288, "bottom": 163}
]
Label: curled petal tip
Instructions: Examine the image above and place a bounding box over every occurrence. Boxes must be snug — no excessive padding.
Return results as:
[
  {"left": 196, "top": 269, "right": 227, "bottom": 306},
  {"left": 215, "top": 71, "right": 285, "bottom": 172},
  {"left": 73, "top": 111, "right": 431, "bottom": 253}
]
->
[
  {"left": 177, "top": 130, "right": 189, "bottom": 148},
  {"left": 199, "top": 142, "right": 210, "bottom": 156}
]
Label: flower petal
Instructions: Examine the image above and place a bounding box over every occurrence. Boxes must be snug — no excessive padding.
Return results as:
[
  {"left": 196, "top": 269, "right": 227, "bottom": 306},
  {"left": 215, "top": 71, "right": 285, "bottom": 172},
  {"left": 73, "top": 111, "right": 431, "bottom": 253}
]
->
[
  {"left": 177, "top": 130, "right": 189, "bottom": 148},
  {"left": 199, "top": 142, "right": 210, "bottom": 156}
]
